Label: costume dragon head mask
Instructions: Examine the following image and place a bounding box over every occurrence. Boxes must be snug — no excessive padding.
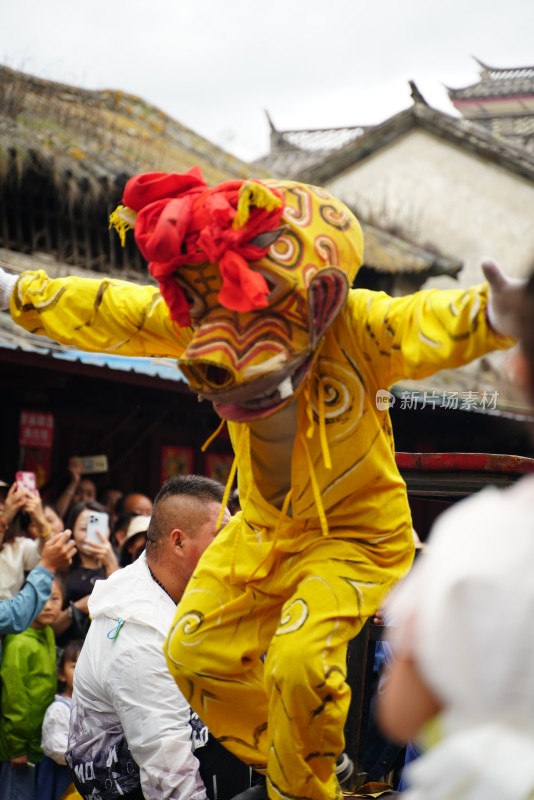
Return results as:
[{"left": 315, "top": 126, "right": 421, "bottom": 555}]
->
[{"left": 111, "top": 167, "right": 363, "bottom": 422}]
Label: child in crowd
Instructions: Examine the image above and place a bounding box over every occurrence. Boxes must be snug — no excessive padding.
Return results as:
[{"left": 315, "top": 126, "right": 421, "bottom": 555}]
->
[
  {"left": 0, "top": 578, "right": 63, "bottom": 799},
  {"left": 38, "top": 640, "right": 84, "bottom": 800}
]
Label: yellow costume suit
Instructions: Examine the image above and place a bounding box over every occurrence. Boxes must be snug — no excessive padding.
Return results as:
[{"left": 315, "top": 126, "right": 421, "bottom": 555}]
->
[{"left": 9, "top": 172, "right": 512, "bottom": 800}]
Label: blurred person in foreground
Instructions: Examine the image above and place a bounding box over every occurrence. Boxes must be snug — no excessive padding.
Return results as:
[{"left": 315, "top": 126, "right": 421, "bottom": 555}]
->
[
  {"left": 66, "top": 475, "right": 251, "bottom": 800},
  {"left": 378, "top": 269, "right": 534, "bottom": 800}
]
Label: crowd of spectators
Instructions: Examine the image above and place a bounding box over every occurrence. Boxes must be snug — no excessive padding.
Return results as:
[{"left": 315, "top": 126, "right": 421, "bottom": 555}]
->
[
  {"left": 0, "top": 461, "right": 155, "bottom": 799},
  {"left": 0, "top": 461, "right": 257, "bottom": 800},
  {"left": 0, "top": 456, "right": 408, "bottom": 798}
]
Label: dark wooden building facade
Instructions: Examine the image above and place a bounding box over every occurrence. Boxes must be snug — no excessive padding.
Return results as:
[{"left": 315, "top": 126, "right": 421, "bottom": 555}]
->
[{"left": 0, "top": 65, "right": 253, "bottom": 498}]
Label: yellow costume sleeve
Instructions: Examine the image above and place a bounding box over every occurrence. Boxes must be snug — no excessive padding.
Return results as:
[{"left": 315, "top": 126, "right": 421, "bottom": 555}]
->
[
  {"left": 10, "top": 270, "right": 192, "bottom": 358},
  {"left": 347, "top": 283, "right": 515, "bottom": 388}
]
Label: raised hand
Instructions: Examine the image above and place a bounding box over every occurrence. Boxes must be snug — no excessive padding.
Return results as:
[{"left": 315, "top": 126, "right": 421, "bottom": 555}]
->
[
  {"left": 0, "top": 265, "right": 18, "bottom": 309},
  {"left": 21, "top": 490, "right": 49, "bottom": 538},
  {"left": 2, "top": 482, "right": 28, "bottom": 526},
  {"left": 39, "top": 530, "right": 77, "bottom": 573},
  {"left": 482, "top": 259, "right": 526, "bottom": 338},
  {"left": 82, "top": 530, "right": 119, "bottom": 574}
]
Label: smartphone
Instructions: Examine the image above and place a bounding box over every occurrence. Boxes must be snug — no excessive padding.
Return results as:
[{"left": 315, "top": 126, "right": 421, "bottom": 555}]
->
[
  {"left": 77, "top": 455, "right": 109, "bottom": 475},
  {"left": 16, "top": 470, "right": 37, "bottom": 493},
  {"left": 85, "top": 511, "right": 110, "bottom": 544}
]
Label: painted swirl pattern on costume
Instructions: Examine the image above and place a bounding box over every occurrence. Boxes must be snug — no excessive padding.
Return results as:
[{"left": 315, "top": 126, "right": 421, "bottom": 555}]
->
[
  {"left": 310, "top": 359, "right": 364, "bottom": 437},
  {"left": 267, "top": 230, "right": 304, "bottom": 270},
  {"left": 275, "top": 598, "right": 309, "bottom": 635},
  {"left": 282, "top": 186, "right": 314, "bottom": 228},
  {"left": 314, "top": 235, "right": 339, "bottom": 267},
  {"left": 319, "top": 203, "right": 352, "bottom": 231}
]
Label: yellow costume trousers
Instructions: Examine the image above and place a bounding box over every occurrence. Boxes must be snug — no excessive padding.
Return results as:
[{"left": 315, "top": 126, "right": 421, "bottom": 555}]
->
[{"left": 165, "top": 517, "right": 409, "bottom": 800}]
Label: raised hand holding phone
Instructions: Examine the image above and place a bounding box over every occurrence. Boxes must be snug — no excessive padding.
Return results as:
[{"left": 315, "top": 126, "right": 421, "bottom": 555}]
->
[
  {"left": 85, "top": 511, "right": 110, "bottom": 544},
  {"left": 1, "top": 481, "right": 29, "bottom": 536},
  {"left": 15, "top": 470, "right": 37, "bottom": 494},
  {"left": 83, "top": 511, "right": 119, "bottom": 575}
]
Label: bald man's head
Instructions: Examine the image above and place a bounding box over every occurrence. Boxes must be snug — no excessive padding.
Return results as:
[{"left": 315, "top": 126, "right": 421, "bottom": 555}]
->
[{"left": 146, "top": 474, "right": 227, "bottom": 561}]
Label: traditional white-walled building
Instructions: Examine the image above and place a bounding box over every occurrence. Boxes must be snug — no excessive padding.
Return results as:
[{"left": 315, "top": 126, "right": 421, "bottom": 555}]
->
[
  {"left": 260, "top": 101, "right": 534, "bottom": 289},
  {"left": 256, "top": 79, "right": 534, "bottom": 427},
  {"left": 302, "top": 103, "right": 534, "bottom": 289},
  {"left": 447, "top": 59, "right": 534, "bottom": 154}
]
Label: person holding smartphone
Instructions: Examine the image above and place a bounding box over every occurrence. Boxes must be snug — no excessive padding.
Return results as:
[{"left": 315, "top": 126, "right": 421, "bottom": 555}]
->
[
  {"left": 52, "top": 502, "right": 119, "bottom": 644},
  {"left": 0, "top": 479, "right": 54, "bottom": 601}
]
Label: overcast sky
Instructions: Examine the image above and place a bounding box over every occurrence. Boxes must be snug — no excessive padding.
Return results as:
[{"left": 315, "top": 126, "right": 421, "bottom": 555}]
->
[{"left": 2, "top": 1, "right": 534, "bottom": 163}]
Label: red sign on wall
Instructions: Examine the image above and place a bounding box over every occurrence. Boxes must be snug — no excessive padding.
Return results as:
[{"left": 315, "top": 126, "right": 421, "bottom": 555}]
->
[
  {"left": 204, "top": 452, "right": 234, "bottom": 485},
  {"left": 19, "top": 411, "right": 54, "bottom": 448},
  {"left": 161, "top": 445, "right": 194, "bottom": 484}
]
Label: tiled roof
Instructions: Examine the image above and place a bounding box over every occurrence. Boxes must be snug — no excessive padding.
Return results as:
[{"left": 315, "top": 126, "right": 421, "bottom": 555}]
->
[
  {"left": 254, "top": 123, "right": 367, "bottom": 179},
  {"left": 295, "top": 103, "right": 534, "bottom": 186},
  {"left": 255, "top": 106, "right": 464, "bottom": 278},
  {"left": 448, "top": 60, "right": 534, "bottom": 101},
  {"left": 254, "top": 148, "right": 327, "bottom": 180},
  {"left": 0, "top": 65, "right": 259, "bottom": 204},
  {"left": 361, "top": 224, "right": 462, "bottom": 277}
]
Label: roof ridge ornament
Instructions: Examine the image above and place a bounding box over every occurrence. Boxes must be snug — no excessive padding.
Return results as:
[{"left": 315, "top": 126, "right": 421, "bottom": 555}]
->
[{"left": 408, "top": 80, "right": 429, "bottom": 106}]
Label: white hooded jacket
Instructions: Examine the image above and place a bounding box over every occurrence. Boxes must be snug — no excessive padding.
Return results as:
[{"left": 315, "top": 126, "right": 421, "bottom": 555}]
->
[{"left": 66, "top": 552, "right": 207, "bottom": 800}]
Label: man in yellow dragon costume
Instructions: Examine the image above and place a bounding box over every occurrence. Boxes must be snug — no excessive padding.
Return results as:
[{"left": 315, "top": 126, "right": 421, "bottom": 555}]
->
[{"left": 0, "top": 168, "right": 519, "bottom": 800}]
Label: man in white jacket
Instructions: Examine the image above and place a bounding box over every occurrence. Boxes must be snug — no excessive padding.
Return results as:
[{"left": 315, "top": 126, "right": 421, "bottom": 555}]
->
[{"left": 65, "top": 474, "right": 239, "bottom": 800}]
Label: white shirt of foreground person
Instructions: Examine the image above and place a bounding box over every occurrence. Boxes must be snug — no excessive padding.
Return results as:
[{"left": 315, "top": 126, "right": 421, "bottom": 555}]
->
[
  {"left": 66, "top": 551, "right": 207, "bottom": 800},
  {"left": 386, "top": 474, "right": 534, "bottom": 800}
]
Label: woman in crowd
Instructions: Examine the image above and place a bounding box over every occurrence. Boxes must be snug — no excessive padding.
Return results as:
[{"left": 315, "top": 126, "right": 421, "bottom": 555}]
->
[
  {"left": 0, "top": 482, "right": 52, "bottom": 600},
  {"left": 53, "top": 501, "right": 119, "bottom": 642},
  {"left": 118, "top": 514, "right": 150, "bottom": 567}
]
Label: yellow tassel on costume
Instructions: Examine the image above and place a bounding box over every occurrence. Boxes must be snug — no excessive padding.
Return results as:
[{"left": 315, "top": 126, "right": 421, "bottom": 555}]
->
[
  {"left": 217, "top": 426, "right": 248, "bottom": 531},
  {"left": 109, "top": 205, "right": 138, "bottom": 247},
  {"left": 201, "top": 418, "right": 232, "bottom": 532},
  {"left": 317, "top": 380, "right": 332, "bottom": 470},
  {"left": 304, "top": 383, "right": 315, "bottom": 439},
  {"left": 233, "top": 181, "right": 282, "bottom": 229},
  {"left": 201, "top": 419, "right": 227, "bottom": 452},
  {"left": 304, "top": 380, "right": 331, "bottom": 470},
  {"left": 300, "top": 433, "right": 329, "bottom": 537}
]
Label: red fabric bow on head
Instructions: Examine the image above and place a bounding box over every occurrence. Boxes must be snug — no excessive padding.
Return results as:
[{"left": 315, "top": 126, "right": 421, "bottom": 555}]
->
[{"left": 121, "top": 167, "right": 285, "bottom": 326}]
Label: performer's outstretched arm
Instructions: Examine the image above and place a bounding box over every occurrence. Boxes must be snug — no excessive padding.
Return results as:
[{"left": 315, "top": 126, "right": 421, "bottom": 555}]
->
[
  {"left": 2, "top": 267, "right": 192, "bottom": 358},
  {"left": 347, "top": 264, "right": 519, "bottom": 388}
]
